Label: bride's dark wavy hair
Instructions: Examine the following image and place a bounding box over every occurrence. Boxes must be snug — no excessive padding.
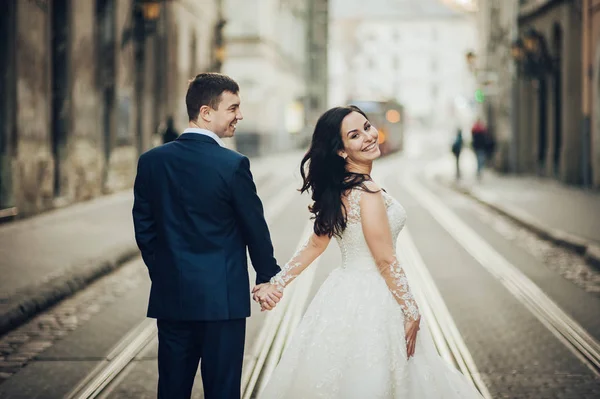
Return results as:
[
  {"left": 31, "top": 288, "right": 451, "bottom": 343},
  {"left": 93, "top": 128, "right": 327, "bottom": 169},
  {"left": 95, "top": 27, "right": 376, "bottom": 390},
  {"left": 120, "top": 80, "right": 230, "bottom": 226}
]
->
[{"left": 300, "top": 105, "right": 376, "bottom": 238}]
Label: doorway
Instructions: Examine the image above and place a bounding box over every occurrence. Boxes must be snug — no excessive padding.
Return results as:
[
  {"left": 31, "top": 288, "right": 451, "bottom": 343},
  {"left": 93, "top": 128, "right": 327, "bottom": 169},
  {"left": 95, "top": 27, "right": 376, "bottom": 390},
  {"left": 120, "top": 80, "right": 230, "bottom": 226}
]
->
[
  {"left": 0, "top": 0, "right": 16, "bottom": 211},
  {"left": 96, "top": 0, "right": 116, "bottom": 187},
  {"left": 552, "top": 24, "right": 562, "bottom": 177},
  {"left": 537, "top": 77, "right": 548, "bottom": 174},
  {"left": 51, "top": 0, "right": 70, "bottom": 197},
  {"left": 133, "top": 6, "right": 145, "bottom": 155}
]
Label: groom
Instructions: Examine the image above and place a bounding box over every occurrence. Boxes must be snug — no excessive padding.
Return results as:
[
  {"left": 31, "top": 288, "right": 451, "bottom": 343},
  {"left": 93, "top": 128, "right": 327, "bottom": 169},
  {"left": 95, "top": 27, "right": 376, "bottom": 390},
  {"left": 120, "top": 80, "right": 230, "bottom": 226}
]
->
[{"left": 133, "top": 73, "right": 282, "bottom": 399}]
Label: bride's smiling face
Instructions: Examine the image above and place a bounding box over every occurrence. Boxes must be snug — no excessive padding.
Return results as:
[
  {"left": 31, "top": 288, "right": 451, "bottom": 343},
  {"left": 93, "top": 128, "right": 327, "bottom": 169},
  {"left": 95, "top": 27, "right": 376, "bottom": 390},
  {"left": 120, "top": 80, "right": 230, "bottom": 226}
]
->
[{"left": 338, "top": 111, "right": 381, "bottom": 163}]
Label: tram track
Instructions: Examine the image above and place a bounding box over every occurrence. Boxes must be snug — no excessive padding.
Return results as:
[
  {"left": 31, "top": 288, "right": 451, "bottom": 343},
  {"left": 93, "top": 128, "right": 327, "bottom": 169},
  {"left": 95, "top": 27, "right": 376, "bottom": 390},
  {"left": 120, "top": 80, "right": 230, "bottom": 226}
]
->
[
  {"left": 403, "top": 170, "right": 600, "bottom": 378},
  {"left": 65, "top": 172, "right": 302, "bottom": 399},
  {"left": 245, "top": 162, "right": 493, "bottom": 398},
  {"left": 399, "top": 228, "right": 492, "bottom": 399},
  {"left": 241, "top": 225, "right": 493, "bottom": 399},
  {"left": 241, "top": 222, "right": 319, "bottom": 399},
  {"left": 63, "top": 154, "right": 600, "bottom": 399}
]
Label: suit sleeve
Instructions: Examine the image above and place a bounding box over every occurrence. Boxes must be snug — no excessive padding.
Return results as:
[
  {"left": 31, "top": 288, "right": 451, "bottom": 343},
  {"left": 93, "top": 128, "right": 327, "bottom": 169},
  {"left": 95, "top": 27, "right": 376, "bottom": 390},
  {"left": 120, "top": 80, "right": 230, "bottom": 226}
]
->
[
  {"left": 231, "top": 156, "right": 281, "bottom": 284},
  {"left": 132, "top": 155, "right": 157, "bottom": 275}
]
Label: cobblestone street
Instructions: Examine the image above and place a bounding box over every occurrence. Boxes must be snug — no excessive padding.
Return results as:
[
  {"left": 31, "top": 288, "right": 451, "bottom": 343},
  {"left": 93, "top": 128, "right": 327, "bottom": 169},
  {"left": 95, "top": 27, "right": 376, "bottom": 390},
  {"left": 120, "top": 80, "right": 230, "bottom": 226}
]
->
[
  {"left": 1, "top": 0, "right": 600, "bottom": 396},
  {"left": 0, "top": 138, "right": 599, "bottom": 398}
]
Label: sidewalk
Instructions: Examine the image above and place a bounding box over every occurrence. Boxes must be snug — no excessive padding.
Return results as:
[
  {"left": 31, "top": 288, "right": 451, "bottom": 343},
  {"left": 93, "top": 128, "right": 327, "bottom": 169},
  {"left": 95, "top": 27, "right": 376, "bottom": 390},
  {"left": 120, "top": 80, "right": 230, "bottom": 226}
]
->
[
  {"left": 0, "top": 151, "right": 295, "bottom": 336},
  {"left": 431, "top": 151, "right": 600, "bottom": 269},
  {"left": 0, "top": 191, "right": 138, "bottom": 335}
]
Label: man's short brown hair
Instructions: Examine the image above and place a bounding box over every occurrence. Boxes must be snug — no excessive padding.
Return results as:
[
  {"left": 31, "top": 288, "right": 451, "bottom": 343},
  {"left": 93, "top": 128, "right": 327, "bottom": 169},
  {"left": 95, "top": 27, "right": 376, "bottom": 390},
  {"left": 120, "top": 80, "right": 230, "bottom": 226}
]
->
[{"left": 186, "top": 73, "right": 240, "bottom": 121}]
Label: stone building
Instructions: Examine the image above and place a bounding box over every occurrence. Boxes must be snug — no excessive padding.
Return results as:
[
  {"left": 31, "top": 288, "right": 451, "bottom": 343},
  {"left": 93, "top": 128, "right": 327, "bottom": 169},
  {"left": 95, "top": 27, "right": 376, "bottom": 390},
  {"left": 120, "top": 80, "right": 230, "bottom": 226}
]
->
[
  {"left": 512, "top": 0, "right": 584, "bottom": 184},
  {"left": 0, "top": 0, "right": 224, "bottom": 219},
  {"left": 478, "top": 0, "right": 599, "bottom": 188},
  {"left": 472, "top": 0, "right": 519, "bottom": 173},
  {"left": 305, "top": 0, "right": 329, "bottom": 141},
  {"left": 588, "top": 0, "right": 600, "bottom": 187},
  {"left": 222, "top": 0, "right": 328, "bottom": 156}
]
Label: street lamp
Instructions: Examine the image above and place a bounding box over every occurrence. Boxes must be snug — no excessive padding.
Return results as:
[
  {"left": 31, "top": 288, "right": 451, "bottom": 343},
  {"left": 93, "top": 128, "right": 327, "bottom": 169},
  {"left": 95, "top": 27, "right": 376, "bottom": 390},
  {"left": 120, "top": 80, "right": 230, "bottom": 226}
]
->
[
  {"left": 510, "top": 39, "right": 525, "bottom": 62},
  {"left": 140, "top": 0, "right": 161, "bottom": 21},
  {"left": 136, "top": 0, "right": 169, "bottom": 35},
  {"left": 523, "top": 29, "right": 538, "bottom": 53},
  {"left": 511, "top": 29, "right": 554, "bottom": 80},
  {"left": 465, "top": 50, "right": 477, "bottom": 73},
  {"left": 211, "top": 18, "right": 227, "bottom": 72}
]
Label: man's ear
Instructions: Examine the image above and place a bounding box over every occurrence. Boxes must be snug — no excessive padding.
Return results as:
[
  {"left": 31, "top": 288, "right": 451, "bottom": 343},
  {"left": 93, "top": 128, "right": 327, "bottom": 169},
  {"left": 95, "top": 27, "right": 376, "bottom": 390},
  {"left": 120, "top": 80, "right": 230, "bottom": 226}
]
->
[{"left": 199, "top": 105, "right": 212, "bottom": 123}]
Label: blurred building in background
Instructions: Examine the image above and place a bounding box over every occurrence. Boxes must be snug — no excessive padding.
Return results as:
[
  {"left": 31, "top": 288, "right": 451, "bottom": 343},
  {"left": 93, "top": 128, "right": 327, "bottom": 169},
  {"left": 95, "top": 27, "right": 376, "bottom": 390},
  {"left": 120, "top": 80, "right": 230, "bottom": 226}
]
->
[
  {"left": 469, "top": 0, "right": 518, "bottom": 174},
  {"left": 166, "top": 0, "right": 227, "bottom": 139},
  {"left": 513, "top": 0, "right": 584, "bottom": 184},
  {"left": 329, "top": 0, "right": 477, "bottom": 130},
  {"left": 305, "top": 0, "right": 330, "bottom": 143},
  {"left": 475, "top": 0, "right": 600, "bottom": 188},
  {"left": 592, "top": 0, "right": 600, "bottom": 188},
  {"left": 222, "top": 0, "right": 328, "bottom": 157}
]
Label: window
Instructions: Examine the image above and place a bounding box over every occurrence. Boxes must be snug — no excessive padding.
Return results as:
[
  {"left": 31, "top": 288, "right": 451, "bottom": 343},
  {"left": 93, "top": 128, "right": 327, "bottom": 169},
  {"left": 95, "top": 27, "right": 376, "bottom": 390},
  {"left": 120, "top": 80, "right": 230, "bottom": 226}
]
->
[{"left": 189, "top": 32, "right": 197, "bottom": 78}]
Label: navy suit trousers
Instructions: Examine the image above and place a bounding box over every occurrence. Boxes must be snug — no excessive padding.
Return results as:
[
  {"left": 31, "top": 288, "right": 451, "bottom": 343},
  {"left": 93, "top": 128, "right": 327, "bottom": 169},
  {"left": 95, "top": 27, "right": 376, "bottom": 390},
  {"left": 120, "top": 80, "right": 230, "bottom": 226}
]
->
[{"left": 157, "top": 319, "right": 246, "bottom": 399}]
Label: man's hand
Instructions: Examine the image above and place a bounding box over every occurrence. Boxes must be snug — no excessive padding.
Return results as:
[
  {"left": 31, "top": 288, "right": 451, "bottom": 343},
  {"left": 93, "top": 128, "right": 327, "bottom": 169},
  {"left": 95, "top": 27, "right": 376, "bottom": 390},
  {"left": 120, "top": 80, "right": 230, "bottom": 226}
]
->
[{"left": 252, "top": 283, "right": 283, "bottom": 311}]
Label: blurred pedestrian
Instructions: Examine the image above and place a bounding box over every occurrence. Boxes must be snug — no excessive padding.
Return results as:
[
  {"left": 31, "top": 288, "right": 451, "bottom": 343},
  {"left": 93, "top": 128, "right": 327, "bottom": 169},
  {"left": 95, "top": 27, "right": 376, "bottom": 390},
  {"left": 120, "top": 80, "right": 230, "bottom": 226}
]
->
[
  {"left": 451, "top": 128, "right": 463, "bottom": 180},
  {"left": 162, "top": 116, "right": 179, "bottom": 144},
  {"left": 471, "top": 118, "right": 488, "bottom": 180}
]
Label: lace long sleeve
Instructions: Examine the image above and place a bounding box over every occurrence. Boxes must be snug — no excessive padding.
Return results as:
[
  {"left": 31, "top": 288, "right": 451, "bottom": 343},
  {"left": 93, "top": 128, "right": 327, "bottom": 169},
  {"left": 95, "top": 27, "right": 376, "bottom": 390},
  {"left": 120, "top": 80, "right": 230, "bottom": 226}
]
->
[
  {"left": 356, "top": 186, "right": 420, "bottom": 322},
  {"left": 270, "top": 232, "right": 330, "bottom": 292},
  {"left": 376, "top": 256, "right": 420, "bottom": 321}
]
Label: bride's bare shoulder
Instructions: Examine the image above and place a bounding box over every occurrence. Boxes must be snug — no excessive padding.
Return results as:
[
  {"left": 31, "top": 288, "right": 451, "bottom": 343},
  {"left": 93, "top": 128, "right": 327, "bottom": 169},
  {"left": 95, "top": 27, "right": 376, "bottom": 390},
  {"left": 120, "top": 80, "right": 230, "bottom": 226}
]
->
[{"left": 361, "top": 180, "right": 381, "bottom": 193}]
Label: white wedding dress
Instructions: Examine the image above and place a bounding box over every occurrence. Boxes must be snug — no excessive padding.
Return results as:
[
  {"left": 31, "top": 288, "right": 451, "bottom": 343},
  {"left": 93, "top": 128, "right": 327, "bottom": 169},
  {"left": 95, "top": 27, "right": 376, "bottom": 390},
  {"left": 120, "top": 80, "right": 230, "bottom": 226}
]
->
[{"left": 259, "top": 188, "right": 485, "bottom": 399}]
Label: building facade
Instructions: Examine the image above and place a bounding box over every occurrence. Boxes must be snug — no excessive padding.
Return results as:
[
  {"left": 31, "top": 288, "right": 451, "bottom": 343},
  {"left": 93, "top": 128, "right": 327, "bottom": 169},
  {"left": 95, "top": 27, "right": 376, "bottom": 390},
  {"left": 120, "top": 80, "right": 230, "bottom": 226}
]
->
[
  {"left": 166, "top": 0, "right": 226, "bottom": 135},
  {"left": 473, "top": 0, "right": 519, "bottom": 173},
  {"left": 222, "top": 0, "right": 328, "bottom": 156},
  {"left": 513, "top": 0, "right": 583, "bottom": 184},
  {"left": 474, "top": 0, "right": 600, "bottom": 188},
  {"left": 589, "top": 0, "right": 600, "bottom": 187},
  {"left": 305, "top": 0, "right": 329, "bottom": 142},
  {"left": 0, "top": 0, "right": 223, "bottom": 219},
  {"left": 329, "top": 0, "right": 477, "bottom": 130},
  {"left": 507, "top": 0, "right": 600, "bottom": 187}
]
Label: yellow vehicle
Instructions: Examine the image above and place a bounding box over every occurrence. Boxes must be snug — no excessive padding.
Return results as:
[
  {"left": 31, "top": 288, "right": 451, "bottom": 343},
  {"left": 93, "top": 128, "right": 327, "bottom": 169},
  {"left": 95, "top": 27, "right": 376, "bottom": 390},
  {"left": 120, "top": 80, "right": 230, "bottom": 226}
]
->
[{"left": 349, "top": 100, "right": 404, "bottom": 156}]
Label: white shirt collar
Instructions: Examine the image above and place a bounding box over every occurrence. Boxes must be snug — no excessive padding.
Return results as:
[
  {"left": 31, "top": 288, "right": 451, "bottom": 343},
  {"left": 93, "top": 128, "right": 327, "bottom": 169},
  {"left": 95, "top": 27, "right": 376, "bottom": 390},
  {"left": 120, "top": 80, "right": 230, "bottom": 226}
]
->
[{"left": 182, "top": 128, "right": 225, "bottom": 147}]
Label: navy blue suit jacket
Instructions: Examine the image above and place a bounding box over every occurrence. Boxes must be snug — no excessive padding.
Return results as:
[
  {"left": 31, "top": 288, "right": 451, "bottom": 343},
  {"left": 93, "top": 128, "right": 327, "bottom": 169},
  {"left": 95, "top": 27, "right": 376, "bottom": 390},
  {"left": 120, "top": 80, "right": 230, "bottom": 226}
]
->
[{"left": 132, "top": 133, "right": 281, "bottom": 321}]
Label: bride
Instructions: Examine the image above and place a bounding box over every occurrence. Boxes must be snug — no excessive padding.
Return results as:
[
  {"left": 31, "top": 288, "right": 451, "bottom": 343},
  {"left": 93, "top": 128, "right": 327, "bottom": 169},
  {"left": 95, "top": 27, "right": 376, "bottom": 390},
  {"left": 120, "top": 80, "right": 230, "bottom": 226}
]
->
[{"left": 252, "top": 106, "right": 484, "bottom": 398}]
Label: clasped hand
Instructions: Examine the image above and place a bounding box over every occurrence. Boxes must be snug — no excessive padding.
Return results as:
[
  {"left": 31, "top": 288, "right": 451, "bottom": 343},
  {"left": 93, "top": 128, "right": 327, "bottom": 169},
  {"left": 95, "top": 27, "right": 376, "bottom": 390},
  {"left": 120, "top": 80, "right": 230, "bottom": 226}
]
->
[
  {"left": 252, "top": 283, "right": 283, "bottom": 311},
  {"left": 404, "top": 316, "right": 421, "bottom": 358}
]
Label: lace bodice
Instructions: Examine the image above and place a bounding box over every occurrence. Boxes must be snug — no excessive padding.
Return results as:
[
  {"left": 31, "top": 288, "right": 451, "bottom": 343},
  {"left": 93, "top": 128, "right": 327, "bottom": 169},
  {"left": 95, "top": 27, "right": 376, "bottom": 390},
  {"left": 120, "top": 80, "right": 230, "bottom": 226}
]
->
[
  {"left": 337, "top": 188, "right": 407, "bottom": 271},
  {"left": 270, "top": 186, "right": 419, "bottom": 322}
]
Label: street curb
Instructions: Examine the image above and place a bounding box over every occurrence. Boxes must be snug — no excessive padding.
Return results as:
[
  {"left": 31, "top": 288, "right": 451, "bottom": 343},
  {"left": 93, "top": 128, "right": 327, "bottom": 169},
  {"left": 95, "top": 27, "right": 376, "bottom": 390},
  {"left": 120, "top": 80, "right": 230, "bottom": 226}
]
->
[
  {"left": 0, "top": 246, "right": 139, "bottom": 336},
  {"left": 437, "top": 176, "right": 600, "bottom": 271},
  {"left": 585, "top": 244, "right": 600, "bottom": 270}
]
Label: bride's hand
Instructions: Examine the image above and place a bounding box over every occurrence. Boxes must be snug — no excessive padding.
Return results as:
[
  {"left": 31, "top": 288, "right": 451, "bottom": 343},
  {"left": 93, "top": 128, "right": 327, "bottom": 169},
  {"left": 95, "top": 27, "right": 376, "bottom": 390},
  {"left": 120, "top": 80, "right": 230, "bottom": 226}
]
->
[
  {"left": 404, "top": 316, "right": 421, "bottom": 358},
  {"left": 252, "top": 284, "right": 283, "bottom": 311}
]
